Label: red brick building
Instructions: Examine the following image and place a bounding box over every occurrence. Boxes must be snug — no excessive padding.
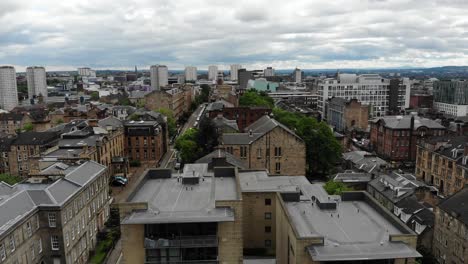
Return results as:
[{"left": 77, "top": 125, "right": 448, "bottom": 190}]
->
[
  {"left": 369, "top": 115, "right": 446, "bottom": 162},
  {"left": 207, "top": 106, "right": 272, "bottom": 131},
  {"left": 410, "top": 94, "right": 433, "bottom": 109}
]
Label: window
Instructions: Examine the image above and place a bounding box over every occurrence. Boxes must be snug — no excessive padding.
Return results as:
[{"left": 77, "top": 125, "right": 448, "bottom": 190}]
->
[
  {"left": 265, "top": 226, "right": 271, "bottom": 233},
  {"left": 26, "top": 222, "right": 32, "bottom": 237},
  {"left": 257, "top": 148, "right": 262, "bottom": 159},
  {"left": 265, "top": 212, "right": 272, "bottom": 220},
  {"left": 35, "top": 215, "right": 39, "bottom": 230},
  {"left": 265, "top": 198, "right": 271, "bottom": 206},
  {"left": 63, "top": 212, "right": 67, "bottom": 224},
  {"left": 265, "top": 240, "right": 272, "bottom": 248},
  {"left": 38, "top": 239, "right": 42, "bottom": 253},
  {"left": 274, "top": 147, "right": 282, "bottom": 157},
  {"left": 240, "top": 146, "right": 247, "bottom": 158},
  {"left": 51, "top": 236, "right": 59, "bottom": 251},
  {"left": 65, "top": 232, "right": 69, "bottom": 247},
  {"left": 9, "top": 236, "right": 15, "bottom": 252},
  {"left": 275, "top": 162, "right": 281, "bottom": 173},
  {"left": 48, "top": 213, "right": 57, "bottom": 227},
  {"left": 0, "top": 243, "right": 5, "bottom": 261},
  {"left": 77, "top": 222, "right": 80, "bottom": 235},
  {"left": 82, "top": 216, "right": 85, "bottom": 230}
]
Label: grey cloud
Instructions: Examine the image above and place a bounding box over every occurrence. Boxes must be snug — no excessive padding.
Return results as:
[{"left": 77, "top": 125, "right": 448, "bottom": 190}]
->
[{"left": 1, "top": 0, "right": 468, "bottom": 70}]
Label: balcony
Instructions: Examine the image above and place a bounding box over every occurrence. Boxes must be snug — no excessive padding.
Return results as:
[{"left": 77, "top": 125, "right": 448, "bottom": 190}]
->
[{"left": 145, "top": 236, "right": 218, "bottom": 249}]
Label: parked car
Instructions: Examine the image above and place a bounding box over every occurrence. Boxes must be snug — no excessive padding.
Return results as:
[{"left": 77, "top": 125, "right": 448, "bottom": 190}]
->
[
  {"left": 111, "top": 178, "right": 126, "bottom": 186},
  {"left": 112, "top": 175, "right": 128, "bottom": 184}
]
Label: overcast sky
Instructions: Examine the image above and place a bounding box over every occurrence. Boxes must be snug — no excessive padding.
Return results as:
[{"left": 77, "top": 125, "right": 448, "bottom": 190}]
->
[{"left": 1, "top": 0, "right": 468, "bottom": 71}]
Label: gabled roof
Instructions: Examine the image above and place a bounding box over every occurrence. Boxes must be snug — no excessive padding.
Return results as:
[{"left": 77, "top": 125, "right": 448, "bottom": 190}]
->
[
  {"left": 409, "top": 207, "right": 434, "bottom": 227},
  {"left": 395, "top": 196, "right": 424, "bottom": 215},
  {"left": 369, "top": 115, "right": 445, "bottom": 130},
  {"left": 195, "top": 149, "right": 247, "bottom": 169},
  {"left": 222, "top": 115, "right": 302, "bottom": 145},
  {"left": 0, "top": 161, "right": 106, "bottom": 236}
]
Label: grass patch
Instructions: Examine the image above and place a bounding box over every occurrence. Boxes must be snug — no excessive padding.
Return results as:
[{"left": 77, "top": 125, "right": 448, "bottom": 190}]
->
[
  {"left": 89, "top": 237, "right": 113, "bottom": 264},
  {"left": 0, "top": 174, "right": 22, "bottom": 185}
]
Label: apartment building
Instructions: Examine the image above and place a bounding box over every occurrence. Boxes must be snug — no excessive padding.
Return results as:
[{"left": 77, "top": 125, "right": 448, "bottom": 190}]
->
[
  {"left": 415, "top": 135, "right": 468, "bottom": 197},
  {"left": 369, "top": 114, "right": 446, "bottom": 162},
  {"left": 0, "top": 113, "right": 34, "bottom": 135},
  {"left": 184, "top": 66, "right": 197, "bottom": 81},
  {"left": 326, "top": 98, "right": 369, "bottom": 132},
  {"left": 124, "top": 120, "right": 166, "bottom": 165},
  {"left": 276, "top": 183, "right": 420, "bottom": 263},
  {"left": 433, "top": 187, "right": 468, "bottom": 263},
  {"left": 220, "top": 115, "right": 306, "bottom": 176},
  {"left": 118, "top": 165, "right": 243, "bottom": 263},
  {"left": 318, "top": 74, "right": 410, "bottom": 118},
  {"left": 0, "top": 66, "right": 19, "bottom": 111},
  {"left": 0, "top": 161, "right": 110, "bottom": 264},
  {"left": 26, "top": 66, "right": 48, "bottom": 100},
  {"left": 150, "top": 65, "right": 168, "bottom": 90},
  {"left": 7, "top": 131, "right": 60, "bottom": 177},
  {"left": 43, "top": 118, "right": 125, "bottom": 171},
  {"left": 144, "top": 86, "right": 193, "bottom": 119}
]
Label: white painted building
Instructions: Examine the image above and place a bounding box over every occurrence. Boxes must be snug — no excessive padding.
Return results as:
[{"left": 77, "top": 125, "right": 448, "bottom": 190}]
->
[
  {"left": 150, "top": 65, "right": 168, "bottom": 90},
  {"left": 264, "top": 67, "right": 275, "bottom": 77},
  {"left": 0, "top": 66, "right": 18, "bottom": 111},
  {"left": 208, "top": 65, "right": 218, "bottom": 81},
  {"left": 77, "top": 67, "right": 96, "bottom": 77},
  {"left": 184, "top": 66, "right": 197, "bottom": 81},
  {"left": 26, "top": 66, "right": 47, "bottom": 99},
  {"left": 318, "top": 74, "right": 410, "bottom": 118},
  {"left": 230, "top": 64, "right": 241, "bottom": 81},
  {"left": 294, "top": 68, "right": 302, "bottom": 83}
]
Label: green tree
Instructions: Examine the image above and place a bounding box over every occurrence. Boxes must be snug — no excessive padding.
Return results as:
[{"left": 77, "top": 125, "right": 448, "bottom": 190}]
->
[
  {"left": 324, "top": 180, "right": 352, "bottom": 195},
  {"left": 0, "top": 174, "right": 22, "bottom": 185},
  {"left": 23, "top": 123, "right": 34, "bottom": 132},
  {"left": 197, "top": 118, "right": 219, "bottom": 154},
  {"left": 155, "top": 108, "right": 177, "bottom": 138},
  {"left": 90, "top": 91, "right": 99, "bottom": 101},
  {"left": 273, "top": 108, "right": 342, "bottom": 177},
  {"left": 56, "top": 119, "right": 64, "bottom": 125},
  {"left": 239, "top": 90, "right": 274, "bottom": 108},
  {"left": 175, "top": 128, "right": 203, "bottom": 163}
]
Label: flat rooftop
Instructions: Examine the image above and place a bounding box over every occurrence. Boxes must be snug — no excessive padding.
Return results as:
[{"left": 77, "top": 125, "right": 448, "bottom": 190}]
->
[
  {"left": 122, "top": 165, "right": 239, "bottom": 225},
  {"left": 285, "top": 184, "right": 421, "bottom": 261},
  {"left": 238, "top": 170, "right": 309, "bottom": 193}
]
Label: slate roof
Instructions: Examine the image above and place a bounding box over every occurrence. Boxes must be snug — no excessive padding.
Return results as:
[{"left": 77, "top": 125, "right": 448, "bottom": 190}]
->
[
  {"left": 222, "top": 115, "right": 302, "bottom": 145},
  {"left": 212, "top": 116, "right": 239, "bottom": 131},
  {"left": 395, "top": 196, "right": 425, "bottom": 215},
  {"left": 98, "top": 116, "right": 123, "bottom": 129},
  {"left": 343, "top": 151, "right": 388, "bottom": 173},
  {"left": 0, "top": 161, "right": 106, "bottom": 236},
  {"left": 0, "top": 137, "right": 14, "bottom": 152},
  {"left": 369, "top": 115, "right": 445, "bottom": 130},
  {"left": 195, "top": 149, "right": 247, "bottom": 169},
  {"left": 368, "top": 172, "right": 424, "bottom": 204},
  {"left": 438, "top": 187, "right": 468, "bottom": 225},
  {"left": 11, "top": 132, "right": 59, "bottom": 146}
]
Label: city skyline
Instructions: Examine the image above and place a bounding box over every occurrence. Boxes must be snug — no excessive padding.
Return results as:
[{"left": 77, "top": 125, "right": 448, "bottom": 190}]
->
[{"left": 1, "top": 0, "right": 468, "bottom": 71}]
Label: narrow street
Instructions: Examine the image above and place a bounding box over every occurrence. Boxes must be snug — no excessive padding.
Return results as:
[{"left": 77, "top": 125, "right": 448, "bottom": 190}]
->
[{"left": 105, "top": 104, "right": 206, "bottom": 264}]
